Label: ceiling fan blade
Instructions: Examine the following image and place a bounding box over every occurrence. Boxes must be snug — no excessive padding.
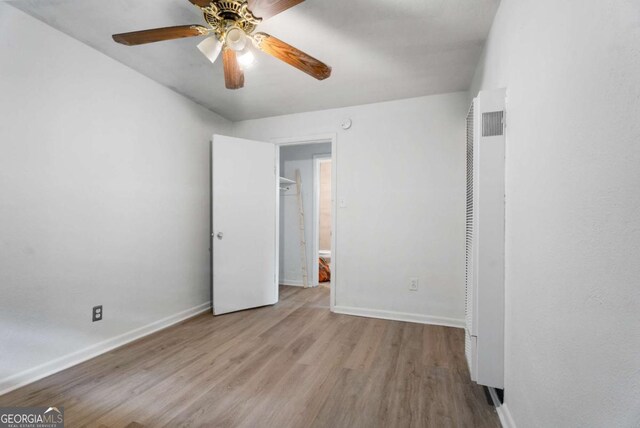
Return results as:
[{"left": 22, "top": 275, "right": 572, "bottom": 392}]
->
[
  {"left": 254, "top": 33, "right": 331, "bottom": 80},
  {"left": 112, "top": 25, "right": 209, "bottom": 46},
  {"left": 247, "top": 0, "right": 304, "bottom": 20},
  {"left": 186, "top": 0, "right": 213, "bottom": 7},
  {"left": 222, "top": 48, "right": 245, "bottom": 90}
]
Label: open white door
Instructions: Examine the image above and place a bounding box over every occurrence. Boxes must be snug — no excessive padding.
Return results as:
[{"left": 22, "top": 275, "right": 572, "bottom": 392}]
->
[{"left": 212, "top": 135, "right": 277, "bottom": 315}]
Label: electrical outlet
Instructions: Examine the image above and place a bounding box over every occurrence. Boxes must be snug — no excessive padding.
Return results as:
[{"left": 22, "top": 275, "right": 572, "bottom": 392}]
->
[
  {"left": 409, "top": 277, "right": 419, "bottom": 291},
  {"left": 92, "top": 305, "right": 103, "bottom": 322}
]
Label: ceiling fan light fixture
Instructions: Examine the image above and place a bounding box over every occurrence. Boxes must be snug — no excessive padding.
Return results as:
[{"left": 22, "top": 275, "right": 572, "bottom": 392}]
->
[
  {"left": 237, "top": 48, "right": 255, "bottom": 67},
  {"left": 197, "top": 36, "right": 223, "bottom": 63},
  {"left": 225, "top": 27, "right": 247, "bottom": 52}
]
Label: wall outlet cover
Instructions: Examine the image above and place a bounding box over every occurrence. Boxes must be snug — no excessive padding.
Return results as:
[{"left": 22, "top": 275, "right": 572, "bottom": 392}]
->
[
  {"left": 92, "top": 305, "right": 103, "bottom": 322},
  {"left": 409, "top": 277, "right": 419, "bottom": 291}
]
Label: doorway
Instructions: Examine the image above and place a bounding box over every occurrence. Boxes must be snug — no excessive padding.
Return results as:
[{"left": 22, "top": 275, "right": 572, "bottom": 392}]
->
[
  {"left": 275, "top": 136, "right": 336, "bottom": 308},
  {"left": 210, "top": 134, "right": 337, "bottom": 316}
]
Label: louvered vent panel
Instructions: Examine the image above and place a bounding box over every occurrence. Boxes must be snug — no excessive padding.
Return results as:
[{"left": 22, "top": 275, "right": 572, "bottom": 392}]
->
[
  {"left": 482, "top": 111, "right": 504, "bottom": 137},
  {"left": 464, "top": 102, "right": 474, "bottom": 368}
]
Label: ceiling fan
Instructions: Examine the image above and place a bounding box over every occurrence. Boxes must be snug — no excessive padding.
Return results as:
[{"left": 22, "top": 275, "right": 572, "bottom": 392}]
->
[{"left": 112, "top": 0, "right": 332, "bottom": 90}]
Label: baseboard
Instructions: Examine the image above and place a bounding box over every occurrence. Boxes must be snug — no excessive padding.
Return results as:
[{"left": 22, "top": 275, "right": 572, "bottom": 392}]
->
[
  {"left": 489, "top": 388, "right": 516, "bottom": 428},
  {"left": 279, "top": 279, "right": 304, "bottom": 287},
  {"left": 498, "top": 403, "right": 516, "bottom": 428},
  {"left": 332, "top": 306, "right": 465, "bottom": 329},
  {"left": 0, "top": 301, "right": 211, "bottom": 397}
]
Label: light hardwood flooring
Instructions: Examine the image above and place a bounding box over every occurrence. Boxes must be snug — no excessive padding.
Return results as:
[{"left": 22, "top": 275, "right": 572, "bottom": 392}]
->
[{"left": 0, "top": 286, "right": 500, "bottom": 427}]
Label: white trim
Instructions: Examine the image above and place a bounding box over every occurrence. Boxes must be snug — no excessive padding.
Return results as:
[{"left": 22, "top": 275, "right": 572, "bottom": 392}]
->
[
  {"left": 501, "top": 405, "right": 516, "bottom": 428},
  {"left": 271, "top": 133, "right": 337, "bottom": 147},
  {"left": 0, "top": 301, "right": 211, "bottom": 397},
  {"left": 279, "top": 279, "right": 304, "bottom": 287},
  {"left": 489, "top": 388, "right": 516, "bottom": 428},
  {"left": 274, "top": 144, "right": 281, "bottom": 298},
  {"left": 333, "top": 306, "right": 465, "bottom": 329},
  {"left": 272, "top": 133, "right": 338, "bottom": 311}
]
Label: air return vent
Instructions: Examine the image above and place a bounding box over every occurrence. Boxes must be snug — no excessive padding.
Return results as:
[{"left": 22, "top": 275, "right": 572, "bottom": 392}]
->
[
  {"left": 482, "top": 111, "right": 504, "bottom": 137},
  {"left": 465, "top": 101, "right": 475, "bottom": 373}
]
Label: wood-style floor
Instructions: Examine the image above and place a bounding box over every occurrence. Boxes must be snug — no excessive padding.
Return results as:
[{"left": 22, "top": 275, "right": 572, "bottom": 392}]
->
[{"left": 1, "top": 286, "right": 500, "bottom": 427}]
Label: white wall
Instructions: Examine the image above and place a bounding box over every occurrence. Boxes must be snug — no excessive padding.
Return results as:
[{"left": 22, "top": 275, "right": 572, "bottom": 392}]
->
[
  {"left": 279, "top": 143, "right": 331, "bottom": 286},
  {"left": 235, "top": 92, "right": 469, "bottom": 326},
  {"left": 471, "top": 1, "right": 640, "bottom": 427},
  {"left": 0, "top": 5, "right": 231, "bottom": 393}
]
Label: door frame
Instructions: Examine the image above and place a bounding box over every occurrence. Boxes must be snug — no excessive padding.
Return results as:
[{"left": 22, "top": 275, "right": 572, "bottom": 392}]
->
[
  {"left": 312, "top": 154, "right": 332, "bottom": 288},
  {"left": 272, "top": 133, "right": 338, "bottom": 311}
]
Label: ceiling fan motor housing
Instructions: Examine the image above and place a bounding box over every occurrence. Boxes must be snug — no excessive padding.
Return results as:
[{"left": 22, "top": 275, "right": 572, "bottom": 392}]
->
[{"left": 202, "top": 1, "right": 262, "bottom": 38}]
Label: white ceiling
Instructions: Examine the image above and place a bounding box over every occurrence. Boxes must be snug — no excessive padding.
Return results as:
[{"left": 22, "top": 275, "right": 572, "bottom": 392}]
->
[{"left": 9, "top": 0, "right": 499, "bottom": 121}]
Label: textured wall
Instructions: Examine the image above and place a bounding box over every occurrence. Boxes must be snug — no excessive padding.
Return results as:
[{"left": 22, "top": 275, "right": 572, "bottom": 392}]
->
[
  {"left": 0, "top": 5, "right": 231, "bottom": 392},
  {"left": 235, "top": 92, "right": 469, "bottom": 325},
  {"left": 471, "top": 0, "right": 640, "bottom": 426}
]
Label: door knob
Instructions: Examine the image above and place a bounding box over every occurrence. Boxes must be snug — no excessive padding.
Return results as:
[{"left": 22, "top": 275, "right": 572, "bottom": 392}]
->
[{"left": 216, "top": 232, "right": 224, "bottom": 240}]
